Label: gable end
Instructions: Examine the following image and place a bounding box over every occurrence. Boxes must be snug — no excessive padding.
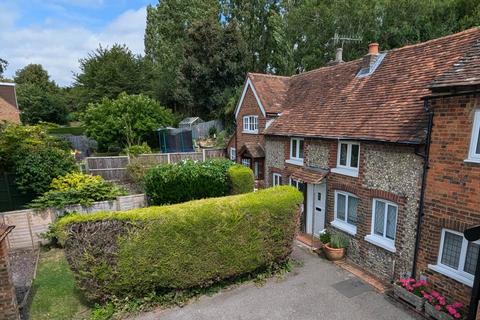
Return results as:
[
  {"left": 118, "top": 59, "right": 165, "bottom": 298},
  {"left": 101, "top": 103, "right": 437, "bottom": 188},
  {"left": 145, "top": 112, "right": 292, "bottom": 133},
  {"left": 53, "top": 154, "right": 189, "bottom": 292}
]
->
[{"left": 234, "top": 78, "right": 266, "bottom": 119}]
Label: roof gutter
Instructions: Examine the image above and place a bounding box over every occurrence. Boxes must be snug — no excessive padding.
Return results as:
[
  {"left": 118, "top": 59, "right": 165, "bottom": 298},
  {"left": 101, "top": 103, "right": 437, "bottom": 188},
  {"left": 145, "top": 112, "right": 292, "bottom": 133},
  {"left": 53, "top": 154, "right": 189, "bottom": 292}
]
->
[{"left": 411, "top": 97, "right": 433, "bottom": 278}]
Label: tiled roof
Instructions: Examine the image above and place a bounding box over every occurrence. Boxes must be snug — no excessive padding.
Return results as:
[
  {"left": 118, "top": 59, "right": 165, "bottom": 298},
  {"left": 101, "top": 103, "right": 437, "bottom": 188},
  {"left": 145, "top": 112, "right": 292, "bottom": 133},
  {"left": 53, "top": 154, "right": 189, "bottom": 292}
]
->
[
  {"left": 263, "top": 28, "right": 480, "bottom": 144},
  {"left": 430, "top": 38, "right": 480, "bottom": 89},
  {"left": 239, "top": 142, "right": 265, "bottom": 158},
  {"left": 0, "top": 96, "right": 20, "bottom": 123},
  {"left": 286, "top": 165, "right": 328, "bottom": 184},
  {"left": 248, "top": 73, "right": 289, "bottom": 114}
]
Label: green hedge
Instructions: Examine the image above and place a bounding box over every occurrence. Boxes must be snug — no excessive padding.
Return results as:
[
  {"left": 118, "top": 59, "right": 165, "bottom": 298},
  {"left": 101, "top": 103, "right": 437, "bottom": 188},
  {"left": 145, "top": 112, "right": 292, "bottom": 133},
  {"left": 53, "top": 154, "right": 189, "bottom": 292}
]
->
[
  {"left": 144, "top": 158, "right": 234, "bottom": 205},
  {"left": 228, "top": 165, "right": 254, "bottom": 194},
  {"left": 59, "top": 186, "right": 303, "bottom": 301},
  {"left": 48, "top": 126, "right": 85, "bottom": 135}
]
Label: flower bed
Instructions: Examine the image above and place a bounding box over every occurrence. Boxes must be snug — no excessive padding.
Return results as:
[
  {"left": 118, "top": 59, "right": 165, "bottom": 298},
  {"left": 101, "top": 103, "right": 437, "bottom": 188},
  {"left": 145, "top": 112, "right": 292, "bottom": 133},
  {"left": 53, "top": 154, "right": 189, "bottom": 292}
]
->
[
  {"left": 423, "top": 290, "right": 463, "bottom": 319},
  {"left": 393, "top": 278, "right": 427, "bottom": 311}
]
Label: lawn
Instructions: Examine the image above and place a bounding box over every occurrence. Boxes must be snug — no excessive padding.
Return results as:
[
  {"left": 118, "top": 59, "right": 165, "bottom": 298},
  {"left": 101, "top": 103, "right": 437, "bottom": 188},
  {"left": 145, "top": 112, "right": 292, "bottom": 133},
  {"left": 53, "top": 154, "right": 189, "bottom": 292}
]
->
[{"left": 29, "top": 248, "right": 91, "bottom": 320}]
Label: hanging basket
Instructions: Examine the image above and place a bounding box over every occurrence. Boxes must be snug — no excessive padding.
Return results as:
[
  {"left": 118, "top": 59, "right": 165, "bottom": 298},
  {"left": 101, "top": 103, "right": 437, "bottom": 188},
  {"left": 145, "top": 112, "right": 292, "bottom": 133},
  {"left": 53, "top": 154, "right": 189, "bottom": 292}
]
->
[{"left": 393, "top": 284, "right": 425, "bottom": 311}]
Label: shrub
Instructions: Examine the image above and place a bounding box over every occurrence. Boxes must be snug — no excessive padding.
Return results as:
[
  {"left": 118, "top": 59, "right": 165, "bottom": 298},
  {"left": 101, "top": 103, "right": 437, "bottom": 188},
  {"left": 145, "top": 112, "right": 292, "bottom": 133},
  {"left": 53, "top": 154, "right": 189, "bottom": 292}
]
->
[
  {"left": 59, "top": 186, "right": 303, "bottom": 301},
  {"left": 319, "top": 231, "right": 331, "bottom": 244},
  {"left": 144, "top": 158, "right": 234, "bottom": 205},
  {"left": 228, "top": 165, "right": 254, "bottom": 194},
  {"left": 329, "top": 233, "right": 350, "bottom": 249},
  {"left": 121, "top": 143, "right": 152, "bottom": 156},
  {"left": 29, "top": 172, "right": 127, "bottom": 209}
]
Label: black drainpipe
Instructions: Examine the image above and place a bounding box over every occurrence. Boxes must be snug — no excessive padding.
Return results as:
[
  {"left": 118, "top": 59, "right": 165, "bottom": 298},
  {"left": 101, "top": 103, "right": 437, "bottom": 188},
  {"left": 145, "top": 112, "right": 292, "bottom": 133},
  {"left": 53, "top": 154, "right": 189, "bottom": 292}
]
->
[{"left": 411, "top": 98, "right": 434, "bottom": 278}]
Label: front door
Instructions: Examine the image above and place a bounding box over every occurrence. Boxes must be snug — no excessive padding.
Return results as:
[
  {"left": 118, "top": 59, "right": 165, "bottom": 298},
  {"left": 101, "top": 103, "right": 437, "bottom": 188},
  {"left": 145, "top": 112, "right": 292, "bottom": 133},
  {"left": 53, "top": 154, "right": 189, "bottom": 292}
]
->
[{"left": 313, "top": 183, "right": 326, "bottom": 235}]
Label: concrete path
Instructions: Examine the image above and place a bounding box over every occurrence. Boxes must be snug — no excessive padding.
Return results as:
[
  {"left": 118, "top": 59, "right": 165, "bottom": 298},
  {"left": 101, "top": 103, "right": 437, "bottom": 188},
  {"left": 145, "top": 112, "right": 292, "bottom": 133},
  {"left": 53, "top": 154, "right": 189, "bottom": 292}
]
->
[{"left": 129, "top": 243, "right": 416, "bottom": 320}]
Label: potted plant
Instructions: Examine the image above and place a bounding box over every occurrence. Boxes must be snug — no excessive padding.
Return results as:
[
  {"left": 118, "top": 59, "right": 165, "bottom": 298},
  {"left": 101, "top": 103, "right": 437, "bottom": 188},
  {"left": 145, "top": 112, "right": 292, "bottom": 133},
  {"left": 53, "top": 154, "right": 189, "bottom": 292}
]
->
[
  {"left": 423, "top": 290, "right": 463, "bottom": 319},
  {"left": 393, "top": 278, "right": 427, "bottom": 311},
  {"left": 319, "top": 231, "right": 331, "bottom": 248},
  {"left": 323, "top": 233, "right": 349, "bottom": 261}
]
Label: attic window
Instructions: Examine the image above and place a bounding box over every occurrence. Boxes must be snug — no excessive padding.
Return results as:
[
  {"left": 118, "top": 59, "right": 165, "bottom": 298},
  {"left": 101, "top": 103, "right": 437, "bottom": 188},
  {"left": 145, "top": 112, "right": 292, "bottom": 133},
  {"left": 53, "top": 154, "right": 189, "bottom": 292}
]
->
[{"left": 356, "top": 53, "right": 386, "bottom": 78}]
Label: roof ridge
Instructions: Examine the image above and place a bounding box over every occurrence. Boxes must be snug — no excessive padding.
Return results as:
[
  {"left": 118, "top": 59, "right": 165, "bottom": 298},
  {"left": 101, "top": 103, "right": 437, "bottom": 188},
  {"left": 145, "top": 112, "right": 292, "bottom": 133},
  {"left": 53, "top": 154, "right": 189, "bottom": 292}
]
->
[
  {"left": 290, "top": 59, "right": 360, "bottom": 79},
  {"left": 248, "top": 72, "right": 290, "bottom": 79}
]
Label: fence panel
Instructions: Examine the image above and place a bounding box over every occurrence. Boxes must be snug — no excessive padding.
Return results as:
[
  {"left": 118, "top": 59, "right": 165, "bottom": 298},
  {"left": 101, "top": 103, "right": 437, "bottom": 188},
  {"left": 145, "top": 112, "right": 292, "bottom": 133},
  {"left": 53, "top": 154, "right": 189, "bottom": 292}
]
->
[
  {"left": 170, "top": 152, "right": 203, "bottom": 164},
  {"left": 191, "top": 120, "right": 223, "bottom": 139},
  {"left": 136, "top": 154, "right": 168, "bottom": 165},
  {"left": 205, "top": 149, "right": 226, "bottom": 159}
]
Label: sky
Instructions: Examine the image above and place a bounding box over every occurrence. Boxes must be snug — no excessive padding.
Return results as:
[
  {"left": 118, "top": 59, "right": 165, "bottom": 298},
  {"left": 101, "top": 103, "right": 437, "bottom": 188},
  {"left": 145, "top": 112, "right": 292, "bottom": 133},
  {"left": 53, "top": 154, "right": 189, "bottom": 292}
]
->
[{"left": 0, "top": 0, "right": 157, "bottom": 86}]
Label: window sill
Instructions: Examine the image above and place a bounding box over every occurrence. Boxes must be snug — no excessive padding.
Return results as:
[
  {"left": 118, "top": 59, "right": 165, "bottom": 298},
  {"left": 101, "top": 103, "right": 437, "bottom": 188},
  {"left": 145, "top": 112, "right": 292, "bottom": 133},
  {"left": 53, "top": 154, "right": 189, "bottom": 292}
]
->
[
  {"left": 330, "top": 220, "right": 357, "bottom": 236},
  {"left": 464, "top": 158, "right": 480, "bottom": 164},
  {"left": 242, "top": 131, "right": 258, "bottom": 134},
  {"left": 331, "top": 167, "right": 359, "bottom": 178},
  {"left": 364, "top": 235, "right": 396, "bottom": 253},
  {"left": 428, "top": 264, "right": 473, "bottom": 287},
  {"left": 285, "top": 159, "right": 304, "bottom": 166}
]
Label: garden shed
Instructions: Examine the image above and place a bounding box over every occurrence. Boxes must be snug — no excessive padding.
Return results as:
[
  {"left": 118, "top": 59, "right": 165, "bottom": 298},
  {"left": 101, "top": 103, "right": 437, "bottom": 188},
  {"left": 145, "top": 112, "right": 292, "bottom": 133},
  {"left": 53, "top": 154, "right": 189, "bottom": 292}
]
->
[{"left": 178, "top": 117, "right": 203, "bottom": 130}]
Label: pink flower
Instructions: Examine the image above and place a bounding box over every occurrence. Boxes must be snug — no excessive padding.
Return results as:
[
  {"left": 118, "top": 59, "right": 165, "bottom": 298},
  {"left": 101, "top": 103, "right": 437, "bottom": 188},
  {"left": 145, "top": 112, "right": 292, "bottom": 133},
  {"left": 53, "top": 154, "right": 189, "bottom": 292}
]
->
[
  {"left": 454, "top": 313, "right": 461, "bottom": 319},
  {"left": 452, "top": 302, "right": 463, "bottom": 309},
  {"left": 435, "top": 305, "right": 441, "bottom": 311}
]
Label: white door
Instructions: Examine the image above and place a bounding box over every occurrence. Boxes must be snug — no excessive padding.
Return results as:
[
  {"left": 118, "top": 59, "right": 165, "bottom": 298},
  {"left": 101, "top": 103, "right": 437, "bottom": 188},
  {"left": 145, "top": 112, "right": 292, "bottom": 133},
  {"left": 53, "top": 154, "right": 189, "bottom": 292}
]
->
[{"left": 313, "top": 183, "right": 326, "bottom": 236}]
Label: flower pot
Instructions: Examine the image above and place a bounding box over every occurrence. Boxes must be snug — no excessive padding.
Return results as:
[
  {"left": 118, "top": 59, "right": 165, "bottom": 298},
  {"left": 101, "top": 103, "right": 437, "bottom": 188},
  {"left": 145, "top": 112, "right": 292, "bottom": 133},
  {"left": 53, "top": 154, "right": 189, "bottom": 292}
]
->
[
  {"left": 425, "top": 302, "right": 454, "bottom": 320},
  {"left": 323, "top": 243, "right": 345, "bottom": 261},
  {"left": 393, "top": 284, "right": 425, "bottom": 311}
]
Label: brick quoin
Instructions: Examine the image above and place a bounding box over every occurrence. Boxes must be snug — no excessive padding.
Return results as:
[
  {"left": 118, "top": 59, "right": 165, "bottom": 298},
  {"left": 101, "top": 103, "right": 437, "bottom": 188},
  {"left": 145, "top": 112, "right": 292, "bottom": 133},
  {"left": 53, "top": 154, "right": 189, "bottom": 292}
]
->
[{"left": 416, "top": 94, "right": 480, "bottom": 314}]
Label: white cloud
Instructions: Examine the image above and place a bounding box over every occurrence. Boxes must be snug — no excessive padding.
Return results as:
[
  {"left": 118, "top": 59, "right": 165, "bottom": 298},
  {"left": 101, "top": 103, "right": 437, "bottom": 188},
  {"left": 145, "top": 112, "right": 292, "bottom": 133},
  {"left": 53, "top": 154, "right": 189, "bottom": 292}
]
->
[{"left": 0, "top": 6, "right": 147, "bottom": 86}]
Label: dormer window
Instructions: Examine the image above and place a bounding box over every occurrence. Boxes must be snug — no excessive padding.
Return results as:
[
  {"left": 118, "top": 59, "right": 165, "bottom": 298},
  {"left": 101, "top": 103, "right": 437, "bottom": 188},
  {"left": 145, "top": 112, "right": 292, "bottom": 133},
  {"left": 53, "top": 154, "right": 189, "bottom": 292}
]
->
[
  {"left": 331, "top": 141, "right": 359, "bottom": 177},
  {"left": 243, "top": 115, "right": 258, "bottom": 133},
  {"left": 467, "top": 109, "right": 480, "bottom": 163}
]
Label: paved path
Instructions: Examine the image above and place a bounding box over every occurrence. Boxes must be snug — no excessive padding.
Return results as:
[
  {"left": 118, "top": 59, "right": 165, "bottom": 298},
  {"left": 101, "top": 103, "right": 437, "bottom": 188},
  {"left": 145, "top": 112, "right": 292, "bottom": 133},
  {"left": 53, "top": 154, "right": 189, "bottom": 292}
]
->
[{"left": 130, "top": 243, "right": 416, "bottom": 320}]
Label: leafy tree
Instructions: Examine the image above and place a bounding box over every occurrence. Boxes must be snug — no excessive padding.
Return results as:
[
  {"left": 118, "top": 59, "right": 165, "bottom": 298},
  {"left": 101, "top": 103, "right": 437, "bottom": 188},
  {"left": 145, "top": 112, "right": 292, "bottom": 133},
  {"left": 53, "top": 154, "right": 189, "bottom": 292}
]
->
[
  {"left": 74, "top": 44, "right": 148, "bottom": 111},
  {"left": 0, "top": 58, "right": 7, "bottom": 79},
  {"left": 81, "top": 93, "right": 175, "bottom": 152},
  {"left": 14, "top": 64, "right": 68, "bottom": 124}
]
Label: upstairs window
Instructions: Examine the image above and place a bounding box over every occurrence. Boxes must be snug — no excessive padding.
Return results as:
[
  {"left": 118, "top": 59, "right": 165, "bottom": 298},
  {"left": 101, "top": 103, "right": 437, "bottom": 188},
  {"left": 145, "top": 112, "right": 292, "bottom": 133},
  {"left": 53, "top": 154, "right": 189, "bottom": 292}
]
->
[
  {"left": 468, "top": 109, "right": 480, "bottom": 162},
  {"left": 288, "top": 138, "right": 304, "bottom": 165},
  {"left": 331, "top": 190, "right": 358, "bottom": 235},
  {"left": 332, "top": 141, "right": 359, "bottom": 177},
  {"left": 243, "top": 115, "right": 258, "bottom": 133}
]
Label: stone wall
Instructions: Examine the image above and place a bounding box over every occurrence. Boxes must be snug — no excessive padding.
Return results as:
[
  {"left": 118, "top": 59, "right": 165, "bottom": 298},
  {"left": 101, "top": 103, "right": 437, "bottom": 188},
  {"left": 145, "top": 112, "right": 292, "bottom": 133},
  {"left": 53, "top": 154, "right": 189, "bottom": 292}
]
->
[
  {"left": 264, "top": 137, "right": 286, "bottom": 186},
  {"left": 0, "top": 233, "right": 19, "bottom": 320},
  {"left": 305, "top": 140, "right": 330, "bottom": 169}
]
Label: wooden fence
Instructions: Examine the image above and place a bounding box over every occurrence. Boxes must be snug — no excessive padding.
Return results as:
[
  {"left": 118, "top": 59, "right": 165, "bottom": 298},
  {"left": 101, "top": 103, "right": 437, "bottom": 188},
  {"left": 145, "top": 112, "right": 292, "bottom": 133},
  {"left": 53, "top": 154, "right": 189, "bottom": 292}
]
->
[
  {"left": 85, "top": 149, "right": 226, "bottom": 181},
  {"left": 0, "top": 194, "right": 146, "bottom": 251}
]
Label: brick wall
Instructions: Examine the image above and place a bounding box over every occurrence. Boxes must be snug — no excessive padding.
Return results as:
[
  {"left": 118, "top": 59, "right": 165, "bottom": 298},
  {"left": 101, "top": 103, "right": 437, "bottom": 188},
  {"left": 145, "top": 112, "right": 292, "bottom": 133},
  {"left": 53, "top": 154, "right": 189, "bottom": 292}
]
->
[
  {"left": 0, "top": 237, "right": 19, "bottom": 320},
  {"left": 416, "top": 94, "right": 480, "bottom": 309},
  {"left": 264, "top": 135, "right": 424, "bottom": 283}
]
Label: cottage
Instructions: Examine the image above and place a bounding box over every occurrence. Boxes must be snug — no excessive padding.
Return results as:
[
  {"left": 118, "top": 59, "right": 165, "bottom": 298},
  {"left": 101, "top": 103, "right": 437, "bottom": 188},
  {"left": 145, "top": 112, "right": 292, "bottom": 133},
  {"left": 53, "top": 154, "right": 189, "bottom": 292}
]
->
[
  {"left": 415, "top": 36, "right": 480, "bottom": 309},
  {"left": 231, "top": 28, "right": 480, "bottom": 285},
  {"left": 0, "top": 82, "right": 20, "bottom": 124}
]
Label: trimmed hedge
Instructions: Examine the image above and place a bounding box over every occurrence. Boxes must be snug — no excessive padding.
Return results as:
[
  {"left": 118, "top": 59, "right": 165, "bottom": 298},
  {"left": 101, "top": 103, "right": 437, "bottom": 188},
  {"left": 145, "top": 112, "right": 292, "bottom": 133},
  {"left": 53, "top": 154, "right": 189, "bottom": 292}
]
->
[
  {"left": 144, "top": 158, "right": 234, "bottom": 205},
  {"left": 59, "top": 186, "right": 302, "bottom": 302},
  {"left": 228, "top": 165, "right": 254, "bottom": 194}
]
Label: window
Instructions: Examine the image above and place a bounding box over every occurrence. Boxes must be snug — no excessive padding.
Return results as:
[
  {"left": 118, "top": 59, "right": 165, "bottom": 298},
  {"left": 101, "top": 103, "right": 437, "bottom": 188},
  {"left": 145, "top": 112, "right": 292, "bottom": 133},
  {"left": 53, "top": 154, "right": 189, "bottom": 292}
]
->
[
  {"left": 229, "top": 147, "right": 236, "bottom": 161},
  {"left": 429, "top": 229, "right": 480, "bottom": 287},
  {"left": 332, "top": 141, "right": 359, "bottom": 177},
  {"left": 243, "top": 115, "right": 258, "bottom": 133},
  {"left": 331, "top": 191, "right": 358, "bottom": 235},
  {"left": 272, "top": 173, "right": 282, "bottom": 186},
  {"left": 289, "top": 178, "right": 305, "bottom": 192},
  {"left": 364, "top": 199, "right": 398, "bottom": 252},
  {"left": 467, "top": 109, "right": 480, "bottom": 162},
  {"left": 287, "top": 138, "right": 304, "bottom": 165},
  {"left": 241, "top": 158, "right": 251, "bottom": 167}
]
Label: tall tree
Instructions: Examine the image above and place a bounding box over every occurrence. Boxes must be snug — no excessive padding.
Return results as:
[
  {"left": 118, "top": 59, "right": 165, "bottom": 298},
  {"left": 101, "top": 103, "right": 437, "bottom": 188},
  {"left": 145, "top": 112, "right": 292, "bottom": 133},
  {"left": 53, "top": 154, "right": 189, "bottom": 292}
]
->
[
  {"left": 0, "top": 58, "right": 7, "bottom": 79},
  {"left": 73, "top": 44, "right": 148, "bottom": 111},
  {"left": 14, "top": 64, "right": 68, "bottom": 124}
]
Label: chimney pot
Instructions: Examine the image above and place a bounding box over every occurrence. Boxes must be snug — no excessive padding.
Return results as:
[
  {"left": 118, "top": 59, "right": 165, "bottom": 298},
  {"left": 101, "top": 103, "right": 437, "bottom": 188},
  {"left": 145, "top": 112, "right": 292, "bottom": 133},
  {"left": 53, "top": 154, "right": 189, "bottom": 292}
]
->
[{"left": 368, "top": 43, "right": 379, "bottom": 55}]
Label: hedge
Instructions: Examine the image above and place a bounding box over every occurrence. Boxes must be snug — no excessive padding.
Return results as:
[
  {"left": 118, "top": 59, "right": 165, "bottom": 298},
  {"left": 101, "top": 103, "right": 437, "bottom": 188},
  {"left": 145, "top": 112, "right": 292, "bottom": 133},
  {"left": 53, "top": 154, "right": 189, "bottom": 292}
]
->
[
  {"left": 59, "top": 186, "right": 303, "bottom": 302},
  {"left": 228, "top": 165, "right": 254, "bottom": 194},
  {"left": 144, "top": 158, "right": 234, "bottom": 205}
]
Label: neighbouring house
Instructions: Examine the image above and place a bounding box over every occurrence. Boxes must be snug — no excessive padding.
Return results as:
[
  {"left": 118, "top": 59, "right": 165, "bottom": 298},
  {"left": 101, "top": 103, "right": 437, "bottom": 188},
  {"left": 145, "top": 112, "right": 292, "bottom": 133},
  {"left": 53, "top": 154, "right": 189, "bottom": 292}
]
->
[
  {"left": 0, "top": 82, "right": 20, "bottom": 124},
  {"left": 230, "top": 28, "right": 480, "bottom": 286},
  {"left": 415, "top": 37, "right": 480, "bottom": 310},
  {"left": 227, "top": 73, "right": 289, "bottom": 187}
]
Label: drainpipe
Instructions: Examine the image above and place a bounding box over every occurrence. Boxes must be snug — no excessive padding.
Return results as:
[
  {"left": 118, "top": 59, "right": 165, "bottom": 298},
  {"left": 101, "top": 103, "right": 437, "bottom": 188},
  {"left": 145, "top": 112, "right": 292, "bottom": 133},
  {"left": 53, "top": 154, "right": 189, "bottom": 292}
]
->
[{"left": 411, "top": 98, "right": 433, "bottom": 278}]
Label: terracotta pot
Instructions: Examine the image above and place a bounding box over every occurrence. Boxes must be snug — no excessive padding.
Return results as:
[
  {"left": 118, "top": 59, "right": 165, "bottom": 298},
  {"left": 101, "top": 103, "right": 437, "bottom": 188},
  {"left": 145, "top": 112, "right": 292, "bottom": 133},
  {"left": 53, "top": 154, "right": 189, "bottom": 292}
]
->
[{"left": 323, "top": 243, "right": 345, "bottom": 261}]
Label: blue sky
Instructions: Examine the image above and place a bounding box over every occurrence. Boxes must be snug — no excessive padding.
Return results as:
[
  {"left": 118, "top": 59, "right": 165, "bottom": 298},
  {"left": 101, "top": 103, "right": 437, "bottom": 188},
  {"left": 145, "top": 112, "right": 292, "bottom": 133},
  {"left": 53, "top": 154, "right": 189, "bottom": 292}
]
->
[{"left": 0, "top": 0, "right": 157, "bottom": 86}]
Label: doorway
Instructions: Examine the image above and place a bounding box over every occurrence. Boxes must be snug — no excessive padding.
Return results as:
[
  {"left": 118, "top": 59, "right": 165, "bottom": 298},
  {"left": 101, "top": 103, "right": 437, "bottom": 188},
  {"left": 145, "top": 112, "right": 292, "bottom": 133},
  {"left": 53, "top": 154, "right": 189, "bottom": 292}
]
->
[{"left": 306, "top": 182, "right": 326, "bottom": 236}]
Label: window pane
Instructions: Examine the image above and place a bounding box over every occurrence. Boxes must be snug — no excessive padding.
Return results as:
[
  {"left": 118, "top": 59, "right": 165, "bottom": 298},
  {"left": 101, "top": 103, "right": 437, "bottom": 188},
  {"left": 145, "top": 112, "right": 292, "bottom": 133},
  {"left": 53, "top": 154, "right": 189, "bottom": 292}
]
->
[
  {"left": 464, "top": 242, "right": 480, "bottom": 275},
  {"left": 337, "top": 193, "right": 346, "bottom": 221},
  {"left": 441, "top": 232, "right": 463, "bottom": 269},
  {"left": 374, "top": 201, "right": 385, "bottom": 236},
  {"left": 299, "top": 140, "right": 304, "bottom": 159},
  {"left": 386, "top": 205, "right": 397, "bottom": 240},
  {"left": 340, "top": 143, "right": 347, "bottom": 166},
  {"left": 476, "top": 129, "right": 480, "bottom": 154},
  {"left": 243, "top": 117, "right": 249, "bottom": 130},
  {"left": 291, "top": 139, "right": 297, "bottom": 158},
  {"left": 351, "top": 144, "right": 359, "bottom": 168},
  {"left": 347, "top": 196, "right": 358, "bottom": 225}
]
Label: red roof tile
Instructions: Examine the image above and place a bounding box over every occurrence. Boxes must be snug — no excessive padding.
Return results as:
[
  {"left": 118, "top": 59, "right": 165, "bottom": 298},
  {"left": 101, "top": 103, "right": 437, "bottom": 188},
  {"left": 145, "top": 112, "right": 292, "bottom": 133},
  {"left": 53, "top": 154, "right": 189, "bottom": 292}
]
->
[
  {"left": 248, "top": 73, "right": 289, "bottom": 114},
  {"left": 263, "top": 28, "right": 480, "bottom": 144},
  {"left": 286, "top": 165, "right": 328, "bottom": 184}
]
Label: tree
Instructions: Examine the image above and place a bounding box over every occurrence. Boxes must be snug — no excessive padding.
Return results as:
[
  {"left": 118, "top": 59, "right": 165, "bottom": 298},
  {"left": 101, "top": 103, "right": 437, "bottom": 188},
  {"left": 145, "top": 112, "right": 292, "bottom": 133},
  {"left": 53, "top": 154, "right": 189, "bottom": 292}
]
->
[
  {"left": 81, "top": 93, "right": 175, "bottom": 152},
  {"left": 14, "top": 64, "right": 68, "bottom": 124},
  {"left": 0, "top": 58, "right": 7, "bottom": 79},
  {"left": 74, "top": 44, "right": 149, "bottom": 111}
]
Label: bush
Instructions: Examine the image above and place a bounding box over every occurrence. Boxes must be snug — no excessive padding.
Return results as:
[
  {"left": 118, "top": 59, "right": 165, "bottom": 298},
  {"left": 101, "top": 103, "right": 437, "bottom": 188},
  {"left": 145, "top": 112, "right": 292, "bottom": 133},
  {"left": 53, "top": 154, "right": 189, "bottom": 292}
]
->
[
  {"left": 144, "top": 158, "right": 234, "bottom": 205},
  {"left": 121, "top": 143, "right": 152, "bottom": 156},
  {"left": 59, "top": 186, "right": 303, "bottom": 301},
  {"left": 29, "top": 172, "right": 127, "bottom": 209},
  {"left": 330, "top": 233, "right": 350, "bottom": 249},
  {"left": 228, "top": 165, "right": 254, "bottom": 194}
]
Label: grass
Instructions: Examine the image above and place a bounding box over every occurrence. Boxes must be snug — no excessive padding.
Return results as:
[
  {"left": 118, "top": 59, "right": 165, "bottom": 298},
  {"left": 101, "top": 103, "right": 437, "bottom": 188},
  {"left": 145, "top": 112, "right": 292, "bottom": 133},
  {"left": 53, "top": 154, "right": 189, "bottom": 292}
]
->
[{"left": 29, "top": 248, "right": 91, "bottom": 320}]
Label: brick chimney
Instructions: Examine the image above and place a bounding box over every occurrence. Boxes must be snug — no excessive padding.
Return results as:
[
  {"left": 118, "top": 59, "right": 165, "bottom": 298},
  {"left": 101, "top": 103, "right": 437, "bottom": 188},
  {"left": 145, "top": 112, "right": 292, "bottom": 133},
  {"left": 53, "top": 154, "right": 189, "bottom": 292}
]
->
[
  {"left": 362, "top": 42, "right": 380, "bottom": 70},
  {"left": 327, "top": 47, "right": 344, "bottom": 66}
]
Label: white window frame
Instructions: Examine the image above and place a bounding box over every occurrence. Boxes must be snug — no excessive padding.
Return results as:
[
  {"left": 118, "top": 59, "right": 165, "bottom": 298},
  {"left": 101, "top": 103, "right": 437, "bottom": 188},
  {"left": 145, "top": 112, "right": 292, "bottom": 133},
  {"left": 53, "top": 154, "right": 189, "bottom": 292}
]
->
[
  {"left": 429, "top": 229, "right": 480, "bottom": 287},
  {"left": 364, "top": 199, "right": 398, "bottom": 253},
  {"left": 229, "top": 147, "right": 236, "bottom": 161},
  {"left": 331, "top": 141, "right": 360, "bottom": 177},
  {"left": 241, "top": 158, "right": 251, "bottom": 168},
  {"left": 242, "top": 115, "right": 259, "bottom": 134},
  {"left": 466, "top": 109, "right": 480, "bottom": 163},
  {"left": 286, "top": 137, "right": 304, "bottom": 166},
  {"left": 272, "top": 173, "right": 282, "bottom": 186},
  {"left": 331, "top": 190, "right": 358, "bottom": 235}
]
